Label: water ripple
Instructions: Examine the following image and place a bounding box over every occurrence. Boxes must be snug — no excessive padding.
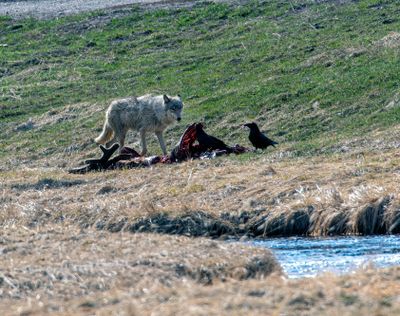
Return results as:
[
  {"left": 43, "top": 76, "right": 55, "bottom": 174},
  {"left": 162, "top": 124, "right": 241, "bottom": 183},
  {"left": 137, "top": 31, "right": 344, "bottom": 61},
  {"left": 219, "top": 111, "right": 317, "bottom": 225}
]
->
[{"left": 249, "top": 235, "right": 400, "bottom": 278}]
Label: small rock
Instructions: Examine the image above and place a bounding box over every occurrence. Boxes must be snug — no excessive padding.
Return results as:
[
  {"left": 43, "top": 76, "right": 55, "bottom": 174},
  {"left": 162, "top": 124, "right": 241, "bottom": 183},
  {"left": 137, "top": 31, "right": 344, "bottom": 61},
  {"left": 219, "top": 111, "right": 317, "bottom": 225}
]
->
[
  {"left": 96, "top": 186, "right": 117, "bottom": 195},
  {"left": 15, "top": 118, "right": 34, "bottom": 131},
  {"left": 260, "top": 166, "right": 277, "bottom": 176},
  {"left": 312, "top": 101, "right": 320, "bottom": 110}
]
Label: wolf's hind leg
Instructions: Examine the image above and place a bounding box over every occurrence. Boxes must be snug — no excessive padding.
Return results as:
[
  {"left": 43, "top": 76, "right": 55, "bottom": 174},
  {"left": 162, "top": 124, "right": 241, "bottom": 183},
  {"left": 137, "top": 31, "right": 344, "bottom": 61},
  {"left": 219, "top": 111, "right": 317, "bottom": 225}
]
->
[
  {"left": 106, "top": 135, "right": 117, "bottom": 148},
  {"left": 155, "top": 131, "right": 167, "bottom": 156},
  {"left": 140, "top": 129, "right": 147, "bottom": 156}
]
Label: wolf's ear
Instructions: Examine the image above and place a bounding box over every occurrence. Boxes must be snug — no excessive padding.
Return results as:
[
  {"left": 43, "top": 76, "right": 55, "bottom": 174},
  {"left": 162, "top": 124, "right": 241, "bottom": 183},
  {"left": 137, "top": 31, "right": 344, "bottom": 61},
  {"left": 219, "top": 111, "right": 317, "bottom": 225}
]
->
[
  {"left": 163, "top": 95, "right": 171, "bottom": 104},
  {"left": 177, "top": 94, "right": 181, "bottom": 99}
]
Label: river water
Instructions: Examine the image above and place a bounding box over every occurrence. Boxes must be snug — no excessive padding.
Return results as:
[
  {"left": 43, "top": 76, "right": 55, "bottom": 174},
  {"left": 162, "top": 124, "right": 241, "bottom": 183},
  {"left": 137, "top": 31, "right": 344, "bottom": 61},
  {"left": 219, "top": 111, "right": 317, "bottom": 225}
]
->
[{"left": 251, "top": 235, "right": 400, "bottom": 278}]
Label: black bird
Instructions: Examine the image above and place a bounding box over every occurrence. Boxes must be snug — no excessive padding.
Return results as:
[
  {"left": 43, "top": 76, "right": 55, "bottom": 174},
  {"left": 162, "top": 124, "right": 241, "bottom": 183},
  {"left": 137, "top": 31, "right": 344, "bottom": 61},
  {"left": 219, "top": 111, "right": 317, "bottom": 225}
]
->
[
  {"left": 195, "top": 123, "right": 231, "bottom": 152},
  {"left": 243, "top": 122, "right": 278, "bottom": 150}
]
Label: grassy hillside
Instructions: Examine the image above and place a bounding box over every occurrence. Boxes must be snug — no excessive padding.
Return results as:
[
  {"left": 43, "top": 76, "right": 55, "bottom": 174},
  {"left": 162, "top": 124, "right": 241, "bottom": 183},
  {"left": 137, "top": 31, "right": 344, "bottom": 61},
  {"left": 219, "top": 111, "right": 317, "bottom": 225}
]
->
[
  {"left": 1, "top": 0, "right": 400, "bottom": 164},
  {"left": 1, "top": 3, "right": 400, "bottom": 314}
]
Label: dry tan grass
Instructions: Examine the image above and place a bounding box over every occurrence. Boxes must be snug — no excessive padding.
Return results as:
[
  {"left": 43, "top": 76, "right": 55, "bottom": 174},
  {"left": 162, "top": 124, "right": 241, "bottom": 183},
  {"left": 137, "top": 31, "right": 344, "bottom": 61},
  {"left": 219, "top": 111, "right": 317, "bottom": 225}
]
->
[
  {"left": 0, "top": 226, "right": 279, "bottom": 315},
  {"left": 0, "top": 226, "right": 398, "bottom": 316},
  {"left": 375, "top": 31, "right": 400, "bottom": 49},
  {"left": 1, "top": 146, "right": 400, "bottom": 315},
  {"left": 1, "top": 147, "right": 400, "bottom": 236}
]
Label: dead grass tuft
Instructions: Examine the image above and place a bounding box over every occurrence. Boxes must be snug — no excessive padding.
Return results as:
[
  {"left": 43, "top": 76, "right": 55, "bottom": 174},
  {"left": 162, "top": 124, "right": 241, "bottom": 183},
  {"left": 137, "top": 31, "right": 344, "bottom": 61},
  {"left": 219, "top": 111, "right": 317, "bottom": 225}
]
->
[
  {"left": 313, "top": 208, "right": 349, "bottom": 236},
  {"left": 285, "top": 208, "right": 311, "bottom": 235},
  {"left": 351, "top": 195, "right": 392, "bottom": 235},
  {"left": 375, "top": 31, "right": 400, "bottom": 49},
  {"left": 125, "top": 211, "right": 235, "bottom": 237},
  {"left": 384, "top": 196, "right": 400, "bottom": 234}
]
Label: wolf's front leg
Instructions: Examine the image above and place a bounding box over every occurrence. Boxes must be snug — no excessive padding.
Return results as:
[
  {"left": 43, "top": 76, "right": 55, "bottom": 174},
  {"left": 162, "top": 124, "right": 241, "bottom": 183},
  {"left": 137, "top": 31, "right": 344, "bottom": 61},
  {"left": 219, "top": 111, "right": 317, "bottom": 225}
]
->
[
  {"left": 140, "top": 129, "right": 147, "bottom": 156},
  {"left": 155, "top": 131, "right": 167, "bottom": 156}
]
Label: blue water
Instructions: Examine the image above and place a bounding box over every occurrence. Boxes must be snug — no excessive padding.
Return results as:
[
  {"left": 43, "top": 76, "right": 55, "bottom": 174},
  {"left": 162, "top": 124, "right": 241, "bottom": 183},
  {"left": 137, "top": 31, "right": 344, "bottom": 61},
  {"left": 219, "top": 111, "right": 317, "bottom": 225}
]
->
[{"left": 251, "top": 235, "right": 400, "bottom": 278}]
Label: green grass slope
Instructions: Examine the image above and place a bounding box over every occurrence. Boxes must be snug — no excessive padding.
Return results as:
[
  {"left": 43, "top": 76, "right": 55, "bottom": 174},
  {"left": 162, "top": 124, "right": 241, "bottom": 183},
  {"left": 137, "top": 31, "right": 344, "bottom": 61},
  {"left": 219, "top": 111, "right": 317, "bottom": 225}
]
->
[{"left": 0, "top": 0, "right": 399, "bottom": 164}]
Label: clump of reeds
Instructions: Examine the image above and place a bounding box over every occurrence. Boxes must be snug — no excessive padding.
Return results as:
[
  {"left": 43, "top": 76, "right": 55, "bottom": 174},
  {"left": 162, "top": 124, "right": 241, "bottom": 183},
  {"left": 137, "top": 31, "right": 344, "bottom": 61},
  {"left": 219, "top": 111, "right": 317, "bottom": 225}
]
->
[
  {"left": 311, "top": 208, "right": 349, "bottom": 236},
  {"left": 384, "top": 196, "right": 400, "bottom": 234},
  {"left": 246, "top": 187, "right": 400, "bottom": 237},
  {"left": 351, "top": 195, "right": 391, "bottom": 235},
  {"left": 247, "top": 208, "right": 311, "bottom": 237}
]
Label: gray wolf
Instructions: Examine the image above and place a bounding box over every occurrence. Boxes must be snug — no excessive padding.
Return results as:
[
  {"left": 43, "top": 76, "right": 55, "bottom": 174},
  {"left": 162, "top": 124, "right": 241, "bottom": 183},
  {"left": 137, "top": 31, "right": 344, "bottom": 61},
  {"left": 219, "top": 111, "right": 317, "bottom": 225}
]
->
[{"left": 95, "top": 94, "right": 183, "bottom": 155}]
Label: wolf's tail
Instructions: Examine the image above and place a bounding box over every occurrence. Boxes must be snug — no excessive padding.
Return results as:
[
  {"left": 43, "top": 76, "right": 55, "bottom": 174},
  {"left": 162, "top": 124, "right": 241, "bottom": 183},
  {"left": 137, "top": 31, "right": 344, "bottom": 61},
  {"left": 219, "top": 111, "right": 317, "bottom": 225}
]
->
[{"left": 95, "top": 122, "right": 113, "bottom": 144}]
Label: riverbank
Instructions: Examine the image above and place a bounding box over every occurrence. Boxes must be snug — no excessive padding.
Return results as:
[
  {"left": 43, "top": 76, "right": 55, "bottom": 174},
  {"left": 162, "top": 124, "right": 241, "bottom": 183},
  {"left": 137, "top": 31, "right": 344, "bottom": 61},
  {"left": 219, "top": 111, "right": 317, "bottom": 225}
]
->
[
  {"left": 2, "top": 148, "right": 400, "bottom": 238},
  {"left": 0, "top": 226, "right": 399, "bottom": 316}
]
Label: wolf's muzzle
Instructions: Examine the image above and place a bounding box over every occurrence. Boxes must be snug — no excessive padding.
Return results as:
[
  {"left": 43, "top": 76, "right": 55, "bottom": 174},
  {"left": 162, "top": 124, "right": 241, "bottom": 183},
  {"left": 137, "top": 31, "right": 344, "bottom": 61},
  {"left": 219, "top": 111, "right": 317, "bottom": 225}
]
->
[{"left": 177, "top": 117, "right": 181, "bottom": 122}]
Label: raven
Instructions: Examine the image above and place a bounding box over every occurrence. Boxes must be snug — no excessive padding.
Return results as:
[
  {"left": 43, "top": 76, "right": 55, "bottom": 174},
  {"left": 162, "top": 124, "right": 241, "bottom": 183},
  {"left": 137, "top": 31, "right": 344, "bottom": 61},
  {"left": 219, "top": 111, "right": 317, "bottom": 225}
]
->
[
  {"left": 243, "top": 122, "right": 278, "bottom": 150},
  {"left": 195, "top": 123, "right": 231, "bottom": 152}
]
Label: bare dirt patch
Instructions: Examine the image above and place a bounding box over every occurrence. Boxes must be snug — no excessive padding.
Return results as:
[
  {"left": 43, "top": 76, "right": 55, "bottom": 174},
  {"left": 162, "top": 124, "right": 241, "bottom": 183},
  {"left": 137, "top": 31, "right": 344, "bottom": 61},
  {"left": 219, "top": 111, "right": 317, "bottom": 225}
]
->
[
  {"left": 0, "top": 0, "right": 162, "bottom": 19},
  {"left": 0, "top": 0, "right": 239, "bottom": 20}
]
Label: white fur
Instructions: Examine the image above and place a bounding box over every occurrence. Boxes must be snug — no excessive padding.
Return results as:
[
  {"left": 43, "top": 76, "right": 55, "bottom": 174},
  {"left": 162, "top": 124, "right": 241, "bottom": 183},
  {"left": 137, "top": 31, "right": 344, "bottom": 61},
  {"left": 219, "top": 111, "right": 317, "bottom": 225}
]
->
[{"left": 95, "top": 94, "right": 183, "bottom": 155}]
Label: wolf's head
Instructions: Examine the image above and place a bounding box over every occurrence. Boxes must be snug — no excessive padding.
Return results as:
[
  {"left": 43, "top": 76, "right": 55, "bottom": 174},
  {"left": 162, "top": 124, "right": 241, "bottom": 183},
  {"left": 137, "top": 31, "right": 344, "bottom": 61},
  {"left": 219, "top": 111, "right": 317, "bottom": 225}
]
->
[{"left": 164, "top": 94, "right": 183, "bottom": 122}]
